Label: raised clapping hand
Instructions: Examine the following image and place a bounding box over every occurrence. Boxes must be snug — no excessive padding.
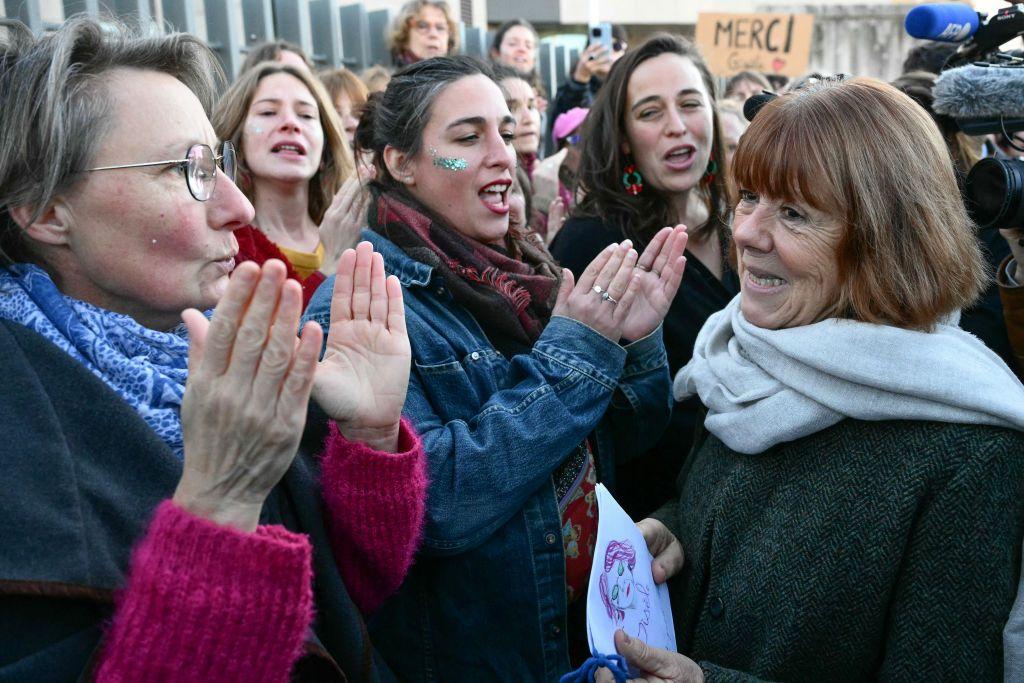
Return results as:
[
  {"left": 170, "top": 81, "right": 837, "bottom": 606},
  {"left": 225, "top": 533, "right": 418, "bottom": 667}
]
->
[
  {"left": 545, "top": 196, "right": 567, "bottom": 248},
  {"left": 319, "top": 175, "right": 372, "bottom": 277},
  {"left": 552, "top": 239, "right": 641, "bottom": 342},
  {"left": 175, "top": 260, "right": 323, "bottom": 532},
  {"left": 619, "top": 225, "right": 688, "bottom": 342},
  {"left": 312, "top": 241, "right": 411, "bottom": 453}
]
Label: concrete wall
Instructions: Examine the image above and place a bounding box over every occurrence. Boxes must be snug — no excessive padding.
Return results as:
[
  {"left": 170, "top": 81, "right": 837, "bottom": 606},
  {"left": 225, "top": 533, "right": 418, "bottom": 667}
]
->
[{"left": 766, "top": 3, "right": 922, "bottom": 81}]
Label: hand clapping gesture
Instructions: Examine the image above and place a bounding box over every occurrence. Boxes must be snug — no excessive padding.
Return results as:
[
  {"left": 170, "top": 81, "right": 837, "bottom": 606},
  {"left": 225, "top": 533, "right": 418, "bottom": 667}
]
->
[
  {"left": 175, "top": 260, "right": 323, "bottom": 532},
  {"left": 620, "top": 226, "right": 688, "bottom": 342},
  {"left": 319, "top": 175, "right": 372, "bottom": 277},
  {"left": 552, "top": 240, "right": 642, "bottom": 342},
  {"left": 313, "top": 241, "right": 411, "bottom": 453}
]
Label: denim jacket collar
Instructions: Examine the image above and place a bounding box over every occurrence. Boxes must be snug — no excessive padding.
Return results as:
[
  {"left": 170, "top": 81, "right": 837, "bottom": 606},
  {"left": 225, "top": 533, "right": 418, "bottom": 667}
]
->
[{"left": 361, "top": 229, "right": 434, "bottom": 288}]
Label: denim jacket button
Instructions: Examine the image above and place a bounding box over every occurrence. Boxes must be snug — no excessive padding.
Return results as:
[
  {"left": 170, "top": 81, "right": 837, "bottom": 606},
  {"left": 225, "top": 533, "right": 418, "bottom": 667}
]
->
[
  {"left": 470, "top": 351, "right": 481, "bottom": 361},
  {"left": 545, "top": 532, "right": 557, "bottom": 545},
  {"left": 549, "top": 623, "right": 561, "bottom": 636}
]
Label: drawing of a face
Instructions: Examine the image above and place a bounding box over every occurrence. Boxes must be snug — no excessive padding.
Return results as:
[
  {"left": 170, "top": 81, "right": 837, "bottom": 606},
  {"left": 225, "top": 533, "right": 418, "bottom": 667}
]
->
[{"left": 609, "top": 558, "right": 636, "bottom": 610}]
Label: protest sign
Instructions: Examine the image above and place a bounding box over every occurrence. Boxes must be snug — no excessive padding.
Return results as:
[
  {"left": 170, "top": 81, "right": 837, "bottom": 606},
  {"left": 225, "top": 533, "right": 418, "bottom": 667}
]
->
[{"left": 695, "top": 12, "right": 815, "bottom": 77}]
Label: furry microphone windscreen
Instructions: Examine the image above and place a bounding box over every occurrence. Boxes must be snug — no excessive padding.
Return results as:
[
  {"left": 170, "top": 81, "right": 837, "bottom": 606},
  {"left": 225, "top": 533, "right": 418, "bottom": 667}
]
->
[{"left": 933, "top": 65, "right": 1024, "bottom": 119}]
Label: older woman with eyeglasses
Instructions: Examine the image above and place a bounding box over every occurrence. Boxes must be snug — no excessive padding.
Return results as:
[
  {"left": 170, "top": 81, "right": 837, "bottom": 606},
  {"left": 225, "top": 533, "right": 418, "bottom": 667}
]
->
[
  {"left": 389, "top": 0, "right": 457, "bottom": 68},
  {"left": 0, "top": 18, "right": 425, "bottom": 681}
]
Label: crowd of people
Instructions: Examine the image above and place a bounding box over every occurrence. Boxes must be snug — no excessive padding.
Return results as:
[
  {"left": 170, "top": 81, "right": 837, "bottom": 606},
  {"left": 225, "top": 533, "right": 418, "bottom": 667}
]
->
[{"left": 2, "top": 1, "right": 1024, "bottom": 681}]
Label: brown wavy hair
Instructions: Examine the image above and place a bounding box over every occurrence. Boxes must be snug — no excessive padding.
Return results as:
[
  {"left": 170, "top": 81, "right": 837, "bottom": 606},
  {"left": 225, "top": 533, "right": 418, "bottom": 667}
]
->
[
  {"left": 574, "top": 33, "right": 732, "bottom": 247},
  {"left": 211, "top": 61, "right": 353, "bottom": 224},
  {"left": 734, "top": 77, "right": 987, "bottom": 330}
]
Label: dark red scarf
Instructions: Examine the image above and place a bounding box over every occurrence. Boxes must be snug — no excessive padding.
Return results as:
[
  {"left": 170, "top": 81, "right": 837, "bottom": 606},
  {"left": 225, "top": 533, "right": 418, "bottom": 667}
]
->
[{"left": 372, "top": 190, "right": 560, "bottom": 357}]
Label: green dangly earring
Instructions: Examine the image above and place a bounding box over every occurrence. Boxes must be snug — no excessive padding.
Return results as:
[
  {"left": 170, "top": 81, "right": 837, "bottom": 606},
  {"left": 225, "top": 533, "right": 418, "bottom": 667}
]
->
[
  {"left": 622, "top": 162, "right": 643, "bottom": 196},
  {"left": 702, "top": 151, "right": 718, "bottom": 186}
]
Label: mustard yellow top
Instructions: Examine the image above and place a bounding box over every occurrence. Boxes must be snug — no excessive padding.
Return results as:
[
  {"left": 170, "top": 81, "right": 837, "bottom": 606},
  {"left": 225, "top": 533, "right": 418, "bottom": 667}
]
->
[{"left": 277, "top": 242, "right": 325, "bottom": 279}]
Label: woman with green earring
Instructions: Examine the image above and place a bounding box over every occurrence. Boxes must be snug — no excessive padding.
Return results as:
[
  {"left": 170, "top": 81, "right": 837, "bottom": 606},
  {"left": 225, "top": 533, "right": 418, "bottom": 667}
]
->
[{"left": 550, "top": 34, "right": 738, "bottom": 520}]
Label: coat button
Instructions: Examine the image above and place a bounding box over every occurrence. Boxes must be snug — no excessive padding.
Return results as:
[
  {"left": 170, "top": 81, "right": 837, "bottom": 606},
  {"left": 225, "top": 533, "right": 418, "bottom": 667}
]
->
[
  {"left": 550, "top": 623, "right": 562, "bottom": 636},
  {"left": 708, "top": 597, "right": 724, "bottom": 619},
  {"left": 545, "top": 532, "right": 557, "bottom": 545},
  {"left": 470, "top": 351, "right": 481, "bottom": 361}
]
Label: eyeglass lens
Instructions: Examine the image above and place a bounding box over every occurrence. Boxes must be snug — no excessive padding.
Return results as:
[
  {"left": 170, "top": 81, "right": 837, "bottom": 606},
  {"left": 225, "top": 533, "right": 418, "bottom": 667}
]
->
[{"left": 185, "top": 142, "right": 235, "bottom": 202}]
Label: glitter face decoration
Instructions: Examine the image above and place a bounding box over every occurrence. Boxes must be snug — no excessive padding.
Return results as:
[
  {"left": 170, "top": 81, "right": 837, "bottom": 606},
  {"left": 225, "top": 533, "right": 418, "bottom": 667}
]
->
[{"left": 430, "top": 147, "right": 468, "bottom": 171}]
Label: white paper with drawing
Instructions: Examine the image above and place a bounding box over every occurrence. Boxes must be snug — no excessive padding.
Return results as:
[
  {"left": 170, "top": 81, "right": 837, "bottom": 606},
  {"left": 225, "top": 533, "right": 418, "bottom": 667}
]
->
[{"left": 586, "top": 484, "right": 676, "bottom": 657}]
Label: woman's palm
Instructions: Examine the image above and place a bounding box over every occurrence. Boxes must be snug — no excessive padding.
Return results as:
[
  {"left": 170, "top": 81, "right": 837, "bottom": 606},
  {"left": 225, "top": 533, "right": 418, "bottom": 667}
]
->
[
  {"left": 312, "top": 242, "right": 411, "bottom": 430},
  {"left": 315, "top": 314, "right": 410, "bottom": 429}
]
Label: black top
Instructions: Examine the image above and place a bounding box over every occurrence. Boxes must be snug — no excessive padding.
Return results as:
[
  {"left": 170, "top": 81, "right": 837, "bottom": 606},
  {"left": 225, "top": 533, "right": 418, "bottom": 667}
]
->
[{"left": 550, "top": 215, "right": 739, "bottom": 517}]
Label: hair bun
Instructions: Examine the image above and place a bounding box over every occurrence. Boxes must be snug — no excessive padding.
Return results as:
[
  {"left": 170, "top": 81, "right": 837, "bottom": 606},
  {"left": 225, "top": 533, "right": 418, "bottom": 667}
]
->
[{"left": 353, "top": 91, "right": 382, "bottom": 157}]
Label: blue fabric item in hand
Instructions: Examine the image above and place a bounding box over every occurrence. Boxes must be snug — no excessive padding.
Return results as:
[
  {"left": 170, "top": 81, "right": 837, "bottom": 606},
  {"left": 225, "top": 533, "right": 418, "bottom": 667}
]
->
[{"left": 560, "top": 653, "right": 630, "bottom": 683}]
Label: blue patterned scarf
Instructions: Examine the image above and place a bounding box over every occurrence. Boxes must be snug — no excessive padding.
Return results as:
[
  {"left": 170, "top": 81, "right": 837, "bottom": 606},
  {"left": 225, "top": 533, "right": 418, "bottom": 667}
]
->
[{"left": 0, "top": 264, "right": 190, "bottom": 458}]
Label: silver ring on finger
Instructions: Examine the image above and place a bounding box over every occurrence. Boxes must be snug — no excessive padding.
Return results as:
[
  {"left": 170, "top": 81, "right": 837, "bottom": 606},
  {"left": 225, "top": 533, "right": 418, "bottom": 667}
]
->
[
  {"left": 592, "top": 284, "right": 605, "bottom": 295},
  {"left": 601, "top": 291, "right": 618, "bottom": 305},
  {"left": 637, "top": 264, "right": 652, "bottom": 272}
]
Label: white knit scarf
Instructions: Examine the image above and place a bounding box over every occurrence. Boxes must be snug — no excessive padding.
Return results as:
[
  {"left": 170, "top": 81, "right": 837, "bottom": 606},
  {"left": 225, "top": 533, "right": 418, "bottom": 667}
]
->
[{"left": 675, "top": 295, "right": 1024, "bottom": 454}]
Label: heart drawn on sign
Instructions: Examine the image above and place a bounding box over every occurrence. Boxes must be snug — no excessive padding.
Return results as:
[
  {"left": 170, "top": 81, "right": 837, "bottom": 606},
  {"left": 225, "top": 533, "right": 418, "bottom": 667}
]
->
[{"left": 771, "top": 57, "right": 786, "bottom": 72}]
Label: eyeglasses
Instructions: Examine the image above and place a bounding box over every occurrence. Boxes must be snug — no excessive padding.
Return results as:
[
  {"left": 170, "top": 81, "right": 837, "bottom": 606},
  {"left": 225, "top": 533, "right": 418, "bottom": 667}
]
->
[
  {"left": 414, "top": 20, "right": 448, "bottom": 35},
  {"left": 84, "top": 142, "right": 236, "bottom": 202}
]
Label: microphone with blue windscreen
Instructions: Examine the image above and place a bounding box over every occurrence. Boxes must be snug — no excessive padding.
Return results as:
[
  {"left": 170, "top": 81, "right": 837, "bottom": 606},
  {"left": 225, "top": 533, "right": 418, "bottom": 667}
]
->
[{"left": 904, "top": 3, "right": 981, "bottom": 42}]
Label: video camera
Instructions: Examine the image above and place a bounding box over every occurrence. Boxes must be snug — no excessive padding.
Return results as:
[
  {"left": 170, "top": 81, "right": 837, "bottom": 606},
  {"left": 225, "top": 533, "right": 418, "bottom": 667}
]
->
[{"left": 906, "top": 2, "right": 1024, "bottom": 230}]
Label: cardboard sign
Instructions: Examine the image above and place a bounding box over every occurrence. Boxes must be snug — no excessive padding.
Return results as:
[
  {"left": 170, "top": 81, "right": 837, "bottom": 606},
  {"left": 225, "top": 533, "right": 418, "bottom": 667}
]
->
[{"left": 695, "top": 12, "right": 815, "bottom": 78}]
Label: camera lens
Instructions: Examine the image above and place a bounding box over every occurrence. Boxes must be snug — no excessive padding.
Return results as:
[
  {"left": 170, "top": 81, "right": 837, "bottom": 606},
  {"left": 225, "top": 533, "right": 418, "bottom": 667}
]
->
[{"left": 965, "top": 158, "right": 1024, "bottom": 230}]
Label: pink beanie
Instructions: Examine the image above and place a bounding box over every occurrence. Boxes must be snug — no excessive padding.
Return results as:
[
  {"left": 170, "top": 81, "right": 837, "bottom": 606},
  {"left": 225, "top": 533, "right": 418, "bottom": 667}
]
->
[{"left": 553, "top": 107, "right": 588, "bottom": 142}]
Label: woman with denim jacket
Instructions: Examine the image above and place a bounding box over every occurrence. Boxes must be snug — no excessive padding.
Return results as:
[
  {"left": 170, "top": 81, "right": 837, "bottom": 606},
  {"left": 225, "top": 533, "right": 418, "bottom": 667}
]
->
[{"left": 305, "top": 55, "right": 686, "bottom": 681}]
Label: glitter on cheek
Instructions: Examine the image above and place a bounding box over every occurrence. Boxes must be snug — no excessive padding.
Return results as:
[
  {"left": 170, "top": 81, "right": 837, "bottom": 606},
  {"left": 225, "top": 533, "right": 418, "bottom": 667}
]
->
[{"left": 429, "top": 147, "right": 468, "bottom": 171}]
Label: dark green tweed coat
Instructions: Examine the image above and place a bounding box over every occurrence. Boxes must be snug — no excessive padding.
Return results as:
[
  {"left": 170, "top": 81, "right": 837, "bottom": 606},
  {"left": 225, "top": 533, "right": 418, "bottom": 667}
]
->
[{"left": 653, "top": 418, "right": 1024, "bottom": 682}]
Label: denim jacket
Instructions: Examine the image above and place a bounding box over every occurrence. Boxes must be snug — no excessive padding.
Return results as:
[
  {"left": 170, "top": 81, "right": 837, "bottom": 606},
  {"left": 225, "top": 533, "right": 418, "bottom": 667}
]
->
[{"left": 304, "top": 230, "right": 671, "bottom": 682}]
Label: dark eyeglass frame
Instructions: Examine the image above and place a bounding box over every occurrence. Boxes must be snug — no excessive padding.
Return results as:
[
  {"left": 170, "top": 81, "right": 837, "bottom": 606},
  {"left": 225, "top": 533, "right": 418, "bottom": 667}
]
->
[{"left": 84, "top": 141, "right": 236, "bottom": 202}]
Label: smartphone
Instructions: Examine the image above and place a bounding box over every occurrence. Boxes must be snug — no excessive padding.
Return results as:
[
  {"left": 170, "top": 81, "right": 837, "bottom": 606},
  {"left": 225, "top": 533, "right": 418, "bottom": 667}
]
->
[{"left": 588, "top": 22, "right": 613, "bottom": 52}]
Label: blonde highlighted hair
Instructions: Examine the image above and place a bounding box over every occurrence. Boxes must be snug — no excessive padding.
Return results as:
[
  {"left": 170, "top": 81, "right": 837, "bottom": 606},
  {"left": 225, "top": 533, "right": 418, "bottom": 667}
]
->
[
  {"left": 733, "top": 77, "right": 987, "bottom": 331},
  {"left": 211, "top": 61, "right": 353, "bottom": 224}
]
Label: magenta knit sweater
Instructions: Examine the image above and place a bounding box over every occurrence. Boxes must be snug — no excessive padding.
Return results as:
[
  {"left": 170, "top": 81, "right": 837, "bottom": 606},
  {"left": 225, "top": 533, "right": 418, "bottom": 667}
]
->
[{"left": 96, "top": 419, "right": 426, "bottom": 681}]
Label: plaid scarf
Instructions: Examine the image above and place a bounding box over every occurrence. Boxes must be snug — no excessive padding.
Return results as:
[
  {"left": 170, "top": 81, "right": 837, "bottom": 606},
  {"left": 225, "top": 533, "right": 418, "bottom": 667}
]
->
[{"left": 372, "top": 190, "right": 560, "bottom": 356}]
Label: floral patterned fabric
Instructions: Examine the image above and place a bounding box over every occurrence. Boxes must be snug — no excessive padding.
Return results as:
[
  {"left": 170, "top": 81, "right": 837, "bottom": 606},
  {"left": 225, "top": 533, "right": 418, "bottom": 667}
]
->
[{"left": 557, "top": 439, "right": 599, "bottom": 604}]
